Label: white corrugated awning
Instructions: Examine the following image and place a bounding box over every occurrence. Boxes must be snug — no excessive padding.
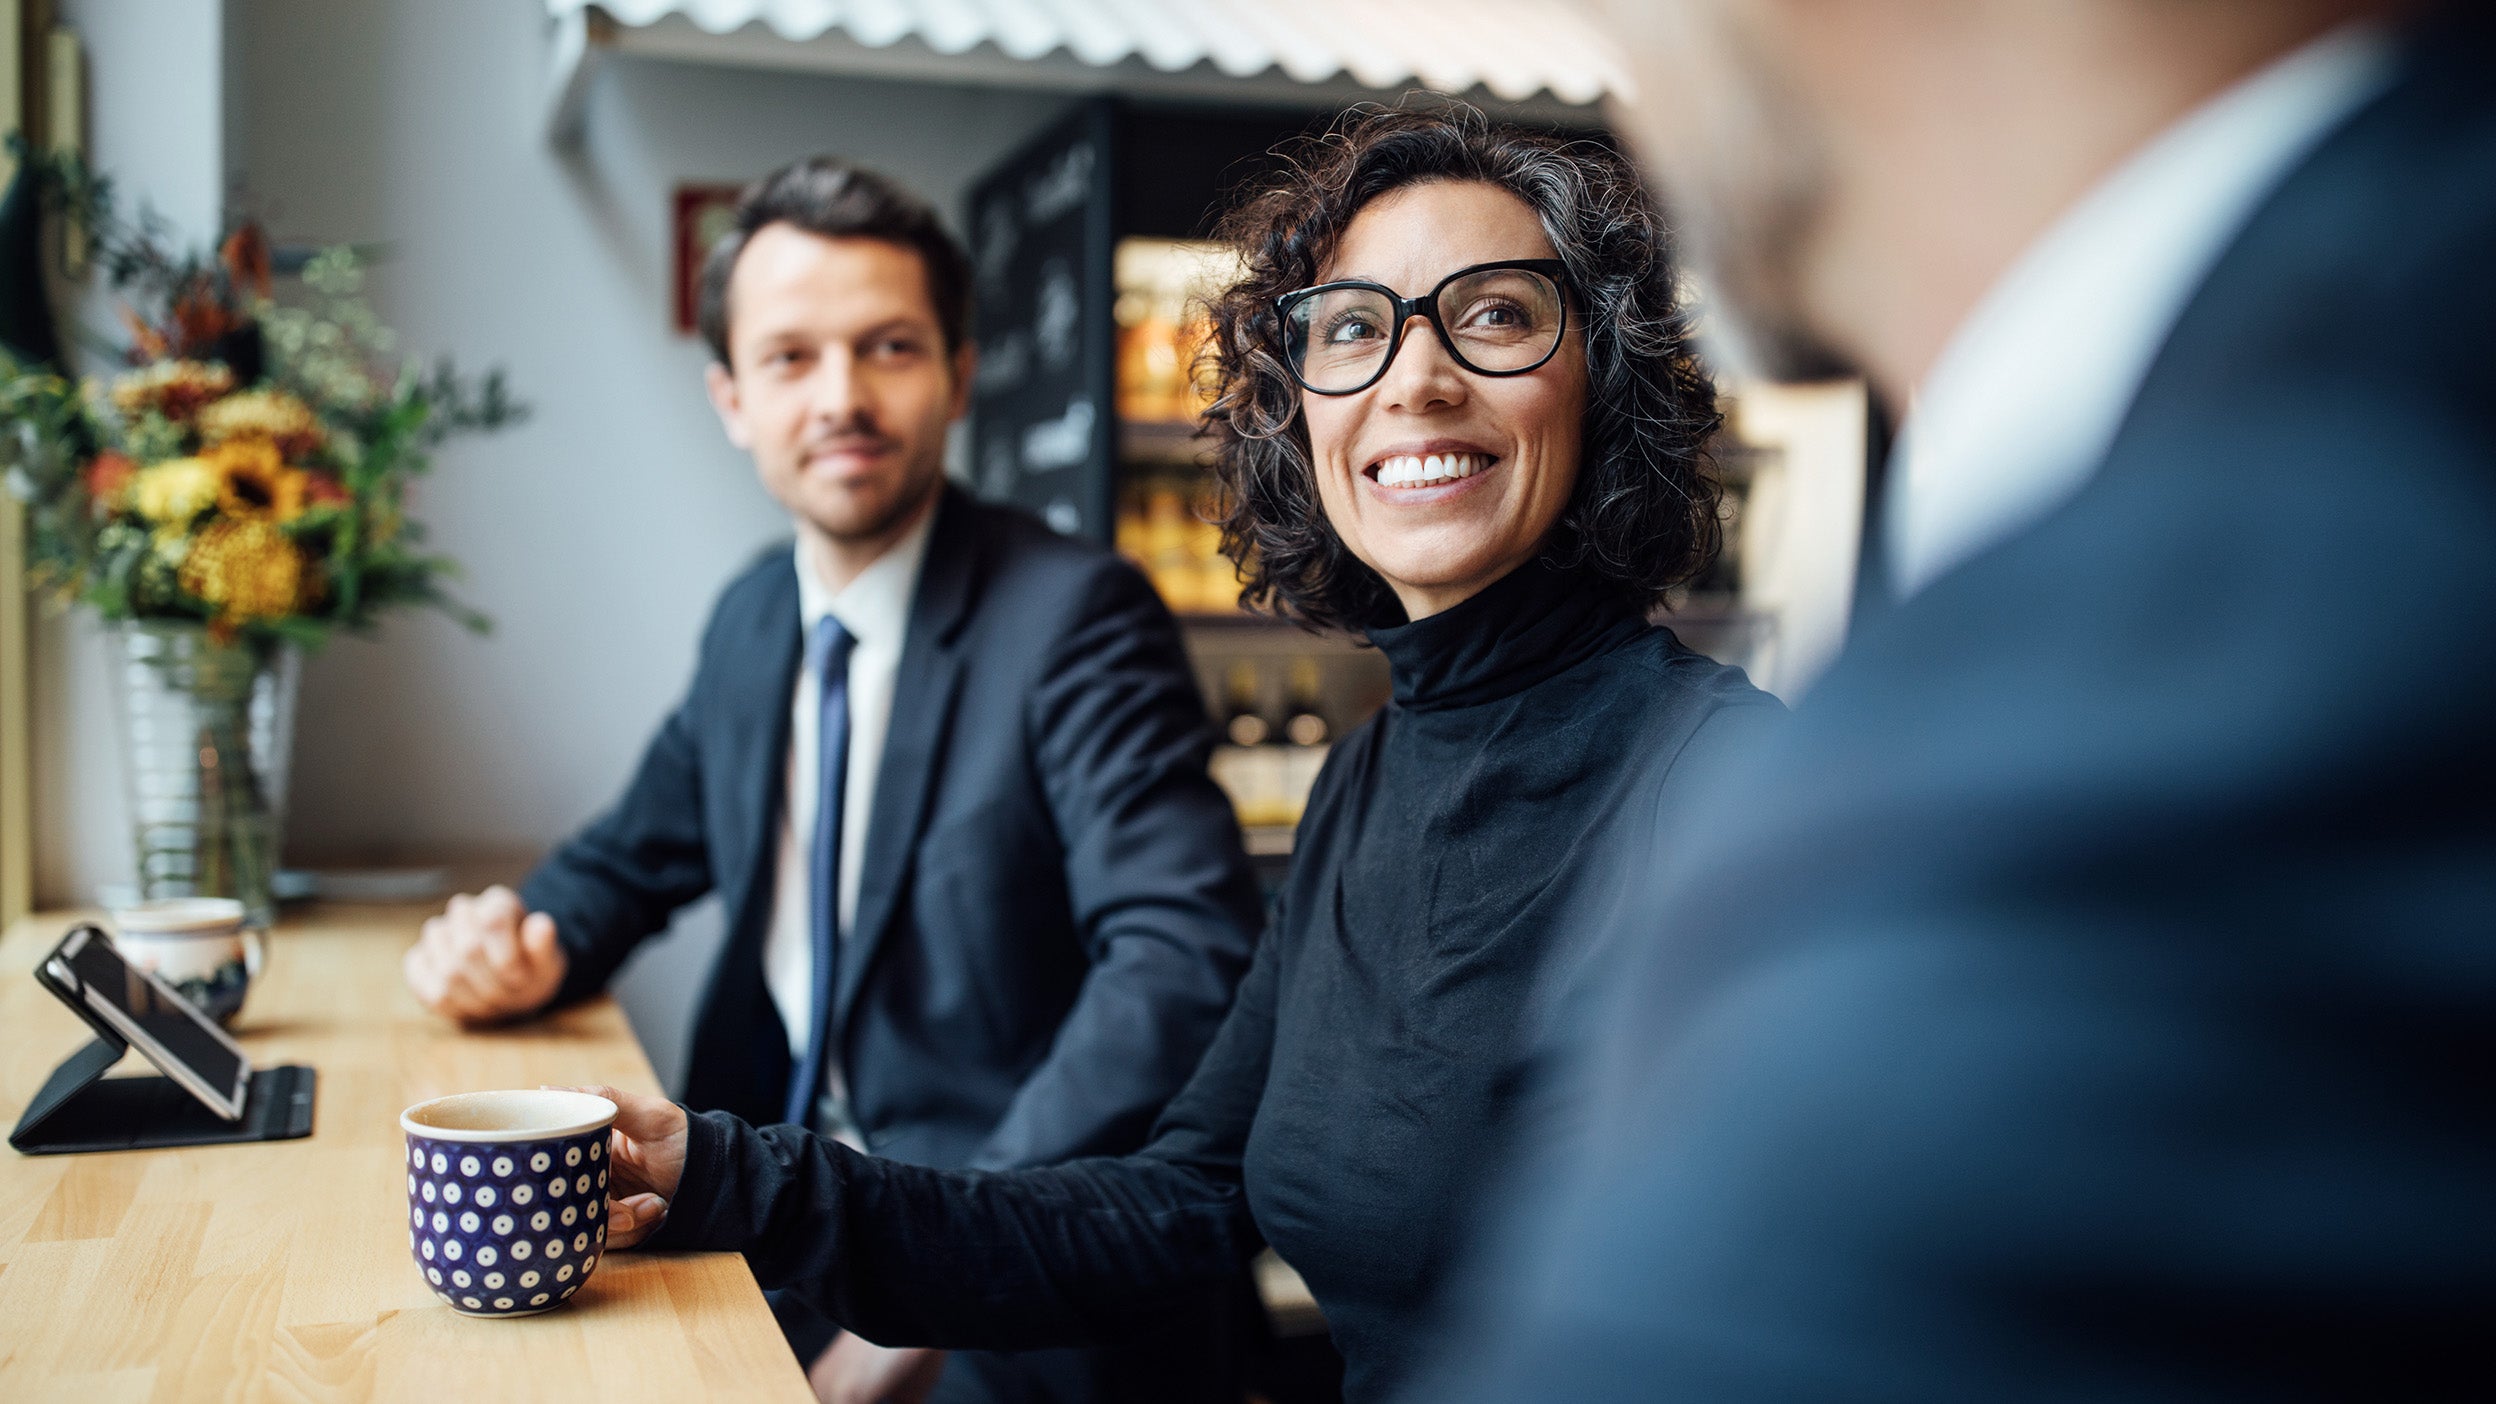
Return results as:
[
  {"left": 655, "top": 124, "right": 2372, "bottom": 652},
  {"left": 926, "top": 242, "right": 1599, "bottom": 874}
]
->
[{"left": 544, "top": 0, "right": 1627, "bottom": 143}]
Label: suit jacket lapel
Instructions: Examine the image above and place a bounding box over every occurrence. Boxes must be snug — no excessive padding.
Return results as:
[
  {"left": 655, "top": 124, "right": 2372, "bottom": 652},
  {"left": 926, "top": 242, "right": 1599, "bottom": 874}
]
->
[
  {"left": 837, "top": 488, "right": 980, "bottom": 1030},
  {"left": 720, "top": 558, "right": 804, "bottom": 967}
]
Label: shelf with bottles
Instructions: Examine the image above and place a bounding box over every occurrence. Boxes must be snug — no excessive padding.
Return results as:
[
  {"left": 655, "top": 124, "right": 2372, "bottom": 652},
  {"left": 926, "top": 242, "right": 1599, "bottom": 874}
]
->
[{"left": 1199, "top": 651, "right": 1389, "bottom": 843}]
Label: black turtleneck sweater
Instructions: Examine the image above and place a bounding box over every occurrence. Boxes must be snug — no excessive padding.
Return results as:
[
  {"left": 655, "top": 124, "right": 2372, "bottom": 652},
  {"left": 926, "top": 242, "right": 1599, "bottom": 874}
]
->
[{"left": 646, "top": 560, "right": 1780, "bottom": 1402}]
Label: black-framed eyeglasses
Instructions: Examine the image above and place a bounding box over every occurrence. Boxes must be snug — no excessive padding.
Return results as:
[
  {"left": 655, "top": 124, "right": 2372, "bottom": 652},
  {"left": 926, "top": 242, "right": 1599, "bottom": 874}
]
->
[{"left": 1275, "top": 259, "right": 1571, "bottom": 396}]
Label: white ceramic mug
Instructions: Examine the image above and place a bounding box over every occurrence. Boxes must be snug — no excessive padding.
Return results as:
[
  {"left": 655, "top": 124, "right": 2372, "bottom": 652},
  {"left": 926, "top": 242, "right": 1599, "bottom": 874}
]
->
[{"left": 109, "top": 897, "right": 264, "bottom": 1026}]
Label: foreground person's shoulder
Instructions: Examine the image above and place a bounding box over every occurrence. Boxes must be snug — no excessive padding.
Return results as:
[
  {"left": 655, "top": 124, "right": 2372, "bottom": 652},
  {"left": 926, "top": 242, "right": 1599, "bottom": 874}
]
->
[{"left": 1631, "top": 624, "right": 1786, "bottom": 716}]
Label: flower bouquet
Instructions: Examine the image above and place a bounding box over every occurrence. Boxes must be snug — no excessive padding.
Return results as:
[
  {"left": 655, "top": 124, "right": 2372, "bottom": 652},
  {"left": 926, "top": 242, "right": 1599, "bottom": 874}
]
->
[{"left": 1, "top": 150, "right": 524, "bottom": 923}]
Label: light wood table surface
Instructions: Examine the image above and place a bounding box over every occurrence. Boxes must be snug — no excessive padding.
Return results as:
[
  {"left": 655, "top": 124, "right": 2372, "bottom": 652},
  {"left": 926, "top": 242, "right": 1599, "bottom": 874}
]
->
[{"left": 0, "top": 904, "right": 812, "bottom": 1404}]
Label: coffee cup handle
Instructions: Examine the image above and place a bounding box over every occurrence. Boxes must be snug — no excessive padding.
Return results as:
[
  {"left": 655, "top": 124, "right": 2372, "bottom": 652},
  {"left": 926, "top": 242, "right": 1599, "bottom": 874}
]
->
[{"left": 243, "top": 930, "right": 266, "bottom": 980}]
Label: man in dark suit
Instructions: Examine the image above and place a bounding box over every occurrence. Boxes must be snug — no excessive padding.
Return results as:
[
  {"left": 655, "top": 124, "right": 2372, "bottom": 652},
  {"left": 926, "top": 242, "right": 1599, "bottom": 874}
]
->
[
  {"left": 403, "top": 159, "right": 1261, "bottom": 1404},
  {"left": 1426, "top": 2, "right": 2496, "bottom": 1399}
]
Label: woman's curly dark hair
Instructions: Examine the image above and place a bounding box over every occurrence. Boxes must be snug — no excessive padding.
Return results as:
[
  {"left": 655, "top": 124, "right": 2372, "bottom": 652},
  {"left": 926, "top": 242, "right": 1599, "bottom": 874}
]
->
[{"left": 1203, "top": 100, "right": 1723, "bottom": 631}]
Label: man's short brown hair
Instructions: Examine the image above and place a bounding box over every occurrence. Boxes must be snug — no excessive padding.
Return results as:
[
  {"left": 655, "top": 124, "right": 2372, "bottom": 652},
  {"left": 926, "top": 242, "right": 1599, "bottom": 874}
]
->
[{"left": 697, "top": 157, "right": 973, "bottom": 367}]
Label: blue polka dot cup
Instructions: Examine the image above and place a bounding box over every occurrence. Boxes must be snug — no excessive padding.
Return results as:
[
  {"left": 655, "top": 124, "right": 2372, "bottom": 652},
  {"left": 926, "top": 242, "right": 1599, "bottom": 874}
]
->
[{"left": 401, "top": 1089, "right": 617, "bottom": 1318}]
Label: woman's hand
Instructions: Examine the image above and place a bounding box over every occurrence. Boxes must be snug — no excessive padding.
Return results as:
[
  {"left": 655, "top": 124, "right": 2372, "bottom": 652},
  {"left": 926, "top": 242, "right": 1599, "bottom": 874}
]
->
[{"left": 558, "top": 1083, "right": 688, "bottom": 1248}]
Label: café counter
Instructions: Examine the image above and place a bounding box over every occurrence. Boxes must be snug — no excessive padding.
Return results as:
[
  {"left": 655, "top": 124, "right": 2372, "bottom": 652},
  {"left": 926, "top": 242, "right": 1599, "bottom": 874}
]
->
[{"left": 0, "top": 904, "right": 812, "bottom": 1402}]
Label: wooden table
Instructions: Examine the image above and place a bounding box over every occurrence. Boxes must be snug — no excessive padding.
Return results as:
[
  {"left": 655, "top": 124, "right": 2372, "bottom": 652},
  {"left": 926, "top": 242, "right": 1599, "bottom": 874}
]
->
[{"left": 0, "top": 905, "right": 812, "bottom": 1403}]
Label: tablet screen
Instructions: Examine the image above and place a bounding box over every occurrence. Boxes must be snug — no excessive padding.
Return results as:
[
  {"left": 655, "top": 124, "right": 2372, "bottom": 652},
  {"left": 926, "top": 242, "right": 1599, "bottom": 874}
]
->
[{"left": 54, "top": 932, "right": 248, "bottom": 1106}]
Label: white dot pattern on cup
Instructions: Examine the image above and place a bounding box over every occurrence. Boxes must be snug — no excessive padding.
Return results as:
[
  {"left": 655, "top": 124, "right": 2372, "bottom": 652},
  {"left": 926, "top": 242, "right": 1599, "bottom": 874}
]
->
[{"left": 407, "top": 1131, "right": 608, "bottom": 1318}]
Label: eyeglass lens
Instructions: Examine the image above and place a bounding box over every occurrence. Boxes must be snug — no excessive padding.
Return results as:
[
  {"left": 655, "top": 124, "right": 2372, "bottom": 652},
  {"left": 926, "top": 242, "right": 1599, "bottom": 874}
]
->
[{"left": 1285, "top": 267, "right": 1563, "bottom": 393}]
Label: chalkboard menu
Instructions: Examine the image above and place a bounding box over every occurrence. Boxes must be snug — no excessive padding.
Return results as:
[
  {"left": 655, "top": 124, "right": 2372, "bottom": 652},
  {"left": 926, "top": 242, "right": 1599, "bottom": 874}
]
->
[{"left": 965, "top": 100, "right": 1117, "bottom": 541}]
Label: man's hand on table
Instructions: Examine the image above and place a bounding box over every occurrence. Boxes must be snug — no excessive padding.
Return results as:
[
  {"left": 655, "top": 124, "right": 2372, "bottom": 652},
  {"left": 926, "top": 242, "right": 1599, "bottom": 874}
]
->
[
  {"left": 567, "top": 1083, "right": 688, "bottom": 1249},
  {"left": 810, "top": 1336, "right": 947, "bottom": 1404},
  {"left": 404, "top": 885, "right": 568, "bottom": 1022}
]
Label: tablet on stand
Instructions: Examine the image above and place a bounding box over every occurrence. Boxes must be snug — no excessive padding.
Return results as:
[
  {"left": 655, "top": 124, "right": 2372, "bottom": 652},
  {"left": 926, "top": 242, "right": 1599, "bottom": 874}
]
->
[{"left": 10, "top": 923, "right": 316, "bottom": 1155}]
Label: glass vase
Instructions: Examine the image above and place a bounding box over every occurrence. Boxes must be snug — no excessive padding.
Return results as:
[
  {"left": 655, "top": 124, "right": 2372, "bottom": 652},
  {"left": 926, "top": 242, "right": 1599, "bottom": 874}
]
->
[{"left": 109, "top": 623, "right": 300, "bottom": 929}]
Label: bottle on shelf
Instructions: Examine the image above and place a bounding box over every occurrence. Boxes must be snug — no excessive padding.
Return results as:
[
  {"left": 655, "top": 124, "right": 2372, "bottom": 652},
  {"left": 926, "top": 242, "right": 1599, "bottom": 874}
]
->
[
  {"left": 1220, "top": 661, "right": 1271, "bottom": 747},
  {"left": 1282, "top": 657, "right": 1329, "bottom": 748},
  {"left": 1277, "top": 657, "right": 1330, "bottom": 828}
]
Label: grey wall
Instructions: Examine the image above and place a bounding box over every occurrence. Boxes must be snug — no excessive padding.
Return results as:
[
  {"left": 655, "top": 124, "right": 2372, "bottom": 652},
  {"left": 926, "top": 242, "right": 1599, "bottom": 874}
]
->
[{"left": 32, "top": 0, "right": 1067, "bottom": 1089}]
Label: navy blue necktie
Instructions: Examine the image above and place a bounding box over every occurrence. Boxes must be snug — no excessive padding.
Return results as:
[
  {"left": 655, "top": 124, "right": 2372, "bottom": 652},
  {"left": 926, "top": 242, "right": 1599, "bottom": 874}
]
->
[{"left": 784, "top": 615, "right": 855, "bottom": 1128}]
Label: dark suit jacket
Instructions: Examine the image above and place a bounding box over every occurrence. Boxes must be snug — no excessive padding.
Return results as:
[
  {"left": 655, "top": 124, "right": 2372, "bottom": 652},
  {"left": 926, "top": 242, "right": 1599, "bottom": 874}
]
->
[
  {"left": 522, "top": 486, "right": 1262, "bottom": 1178},
  {"left": 1431, "top": 13, "right": 2496, "bottom": 1402}
]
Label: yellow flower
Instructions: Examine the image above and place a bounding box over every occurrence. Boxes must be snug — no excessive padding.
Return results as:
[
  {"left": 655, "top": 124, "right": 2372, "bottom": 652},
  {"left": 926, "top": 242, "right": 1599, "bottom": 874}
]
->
[
  {"left": 205, "top": 438, "right": 310, "bottom": 523},
  {"left": 110, "top": 361, "right": 236, "bottom": 422},
  {"left": 179, "top": 517, "right": 306, "bottom": 627},
  {"left": 197, "top": 389, "right": 324, "bottom": 459},
  {"left": 133, "top": 457, "right": 224, "bottom": 524}
]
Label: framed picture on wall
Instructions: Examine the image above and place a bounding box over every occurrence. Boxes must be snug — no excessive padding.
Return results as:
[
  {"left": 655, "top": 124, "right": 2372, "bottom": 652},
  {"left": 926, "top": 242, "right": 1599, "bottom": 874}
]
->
[{"left": 672, "top": 183, "right": 744, "bottom": 335}]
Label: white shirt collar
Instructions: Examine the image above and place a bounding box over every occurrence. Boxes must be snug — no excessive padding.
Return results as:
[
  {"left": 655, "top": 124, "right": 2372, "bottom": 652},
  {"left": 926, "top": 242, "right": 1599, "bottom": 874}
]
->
[
  {"left": 1885, "top": 24, "right": 2397, "bottom": 598},
  {"left": 793, "top": 494, "right": 939, "bottom": 646}
]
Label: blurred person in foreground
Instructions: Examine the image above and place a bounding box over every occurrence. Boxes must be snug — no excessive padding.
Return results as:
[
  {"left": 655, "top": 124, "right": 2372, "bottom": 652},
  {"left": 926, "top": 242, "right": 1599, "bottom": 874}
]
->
[
  {"left": 402, "top": 159, "right": 1262, "bottom": 1404},
  {"left": 1416, "top": 1, "right": 2496, "bottom": 1399},
  {"left": 577, "top": 106, "right": 1780, "bottom": 1404}
]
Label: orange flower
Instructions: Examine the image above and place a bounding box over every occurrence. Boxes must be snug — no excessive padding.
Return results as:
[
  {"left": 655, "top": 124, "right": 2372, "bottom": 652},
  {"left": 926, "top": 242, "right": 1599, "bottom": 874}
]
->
[
  {"left": 111, "top": 360, "right": 237, "bottom": 423},
  {"left": 206, "top": 438, "right": 310, "bottom": 523},
  {"left": 301, "top": 472, "right": 352, "bottom": 510},
  {"left": 198, "top": 389, "right": 324, "bottom": 460},
  {"left": 221, "top": 224, "right": 274, "bottom": 299},
  {"left": 83, "top": 452, "right": 139, "bottom": 511},
  {"left": 179, "top": 517, "right": 307, "bottom": 630}
]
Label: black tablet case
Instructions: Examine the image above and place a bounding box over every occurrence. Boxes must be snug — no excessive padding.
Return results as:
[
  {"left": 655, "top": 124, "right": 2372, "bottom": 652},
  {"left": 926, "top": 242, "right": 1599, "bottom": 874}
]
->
[
  {"left": 10, "top": 1032, "right": 315, "bottom": 1154},
  {"left": 12, "top": 924, "right": 318, "bottom": 1155}
]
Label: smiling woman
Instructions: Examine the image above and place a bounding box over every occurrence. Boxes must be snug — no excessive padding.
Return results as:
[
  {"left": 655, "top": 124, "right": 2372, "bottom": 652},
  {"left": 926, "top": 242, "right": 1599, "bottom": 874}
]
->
[
  {"left": 582, "top": 101, "right": 1785, "bottom": 1404},
  {"left": 1204, "top": 103, "right": 1723, "bottom": 629}
]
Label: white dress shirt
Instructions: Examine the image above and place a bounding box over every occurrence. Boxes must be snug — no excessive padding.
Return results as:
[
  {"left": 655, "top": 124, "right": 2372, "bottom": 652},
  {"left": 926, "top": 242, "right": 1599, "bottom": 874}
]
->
[
  {"left": 1886, "top": 25, "right": 2397, "bottom": 598},
  {"left": 762, "top": 504, "right": 936, "bottom": 1141}
]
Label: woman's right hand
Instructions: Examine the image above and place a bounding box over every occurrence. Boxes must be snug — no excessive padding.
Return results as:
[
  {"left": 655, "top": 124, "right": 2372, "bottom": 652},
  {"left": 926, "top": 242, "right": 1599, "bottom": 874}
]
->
[{"left": 563, "top": 1083, "right": 688, "bottom": 1248}]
